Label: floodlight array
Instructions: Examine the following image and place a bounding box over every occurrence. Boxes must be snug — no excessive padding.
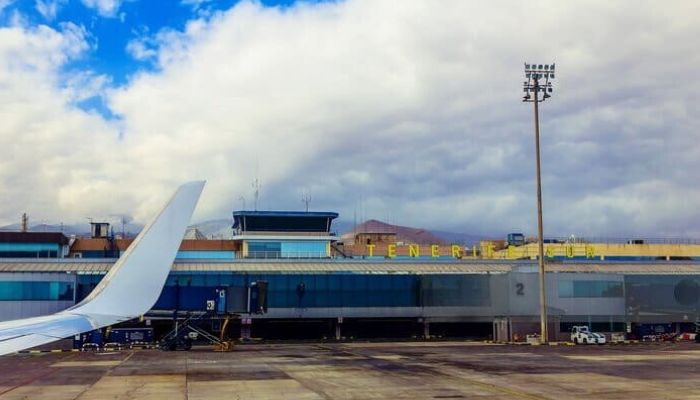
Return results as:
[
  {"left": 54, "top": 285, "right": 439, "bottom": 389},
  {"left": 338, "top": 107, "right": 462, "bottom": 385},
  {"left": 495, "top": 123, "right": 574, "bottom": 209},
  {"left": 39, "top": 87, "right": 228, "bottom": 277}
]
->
[
  {"left": 524, "top": 63, "right": 555, "bottom": 79},
  {"left": 523, "top": 62, "right": 555, "bottom": 102}
]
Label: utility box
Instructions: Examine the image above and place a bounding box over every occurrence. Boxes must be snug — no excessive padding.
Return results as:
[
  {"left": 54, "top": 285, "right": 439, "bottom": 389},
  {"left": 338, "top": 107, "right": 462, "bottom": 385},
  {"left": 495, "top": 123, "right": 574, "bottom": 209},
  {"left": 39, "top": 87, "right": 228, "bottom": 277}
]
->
[
  {"left": 610, "top": 332, "right": 626, "bottom": 343},
  {"left": 525, "top": 334, "right": 541, "bottom": 344},
  {"left": 73, "top": 329, "right": 103, "bottom": 349},
  {"left": 108, "top": 328, "right": 154, "bottom": 344}
]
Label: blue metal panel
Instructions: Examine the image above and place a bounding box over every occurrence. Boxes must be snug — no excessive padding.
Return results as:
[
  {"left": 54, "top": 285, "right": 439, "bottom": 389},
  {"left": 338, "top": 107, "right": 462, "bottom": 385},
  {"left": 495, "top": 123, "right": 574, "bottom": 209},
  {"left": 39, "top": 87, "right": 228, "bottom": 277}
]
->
[
  {"left": 0, "top": 243, "right": 60, "bottom": 251},
  {"left": 79, "top": 251, "right": 112, "bottom": 259},
  {"left": 0, "top": 243, "right": 60, "bottom": 258},
  {"left": 78, "top": 271, "right": 480, "bottom": 311}
]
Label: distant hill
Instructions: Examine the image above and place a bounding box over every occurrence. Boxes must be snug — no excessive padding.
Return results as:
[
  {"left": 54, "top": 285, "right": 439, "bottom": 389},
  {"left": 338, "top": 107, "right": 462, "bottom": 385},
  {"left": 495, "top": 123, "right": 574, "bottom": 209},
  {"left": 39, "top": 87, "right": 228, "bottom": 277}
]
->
[
  {"left": 0, "top": 222, "right": 143, "bottom": 237},
  {"left": 339, "top": 219, "right": 485, "bottom": 246},
  {"left": 189, "top": 219, "right": 233, "bottom": 239},
  {"left": 430, "top": 230, "right": 485, "bottom": 246},
  {"left": 0, "top": 219, "right": 228, "bottom": 239},
  {"left": 1, "top": 222, "right": 79, "bottom": 234},
  {"left": 340, "top": 219, "right": 444, "bottom": 245},
  {"left": 1, "top": 218, "right": 489, "bottom": 245},
  {"left": 330, "top": 220, "right": 353, "bottom": 235}
]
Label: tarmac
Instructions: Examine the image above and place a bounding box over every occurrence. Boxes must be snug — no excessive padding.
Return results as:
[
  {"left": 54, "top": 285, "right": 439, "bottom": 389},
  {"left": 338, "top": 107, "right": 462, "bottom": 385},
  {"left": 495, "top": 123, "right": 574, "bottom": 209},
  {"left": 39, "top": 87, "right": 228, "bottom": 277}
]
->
[{"left": 1, "top": 341, "right": 700, "bottom": 399}]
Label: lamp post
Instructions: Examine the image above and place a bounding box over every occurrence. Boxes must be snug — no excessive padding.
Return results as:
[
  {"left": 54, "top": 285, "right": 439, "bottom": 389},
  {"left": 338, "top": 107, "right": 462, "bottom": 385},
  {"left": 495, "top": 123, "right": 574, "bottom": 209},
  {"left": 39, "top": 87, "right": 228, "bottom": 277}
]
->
[{"left": 523, "top": 63, "right": 554, "bottom": 343}]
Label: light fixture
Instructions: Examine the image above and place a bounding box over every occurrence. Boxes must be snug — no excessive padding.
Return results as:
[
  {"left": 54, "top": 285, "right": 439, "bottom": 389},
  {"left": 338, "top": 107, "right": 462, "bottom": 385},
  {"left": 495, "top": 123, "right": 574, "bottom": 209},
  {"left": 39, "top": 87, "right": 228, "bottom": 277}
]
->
[{"left": 521, "top": 61, "right": 556, "bottom": 344}]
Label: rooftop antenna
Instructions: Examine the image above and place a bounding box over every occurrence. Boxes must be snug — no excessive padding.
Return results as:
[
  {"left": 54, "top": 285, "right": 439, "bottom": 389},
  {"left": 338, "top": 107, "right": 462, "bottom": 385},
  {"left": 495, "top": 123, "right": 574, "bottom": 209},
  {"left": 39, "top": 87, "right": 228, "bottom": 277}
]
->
[
  {"left": 21, "top": 213, "right": 28, "bottom": 232},
  {"left": 121, "top": 216, "right": 126, "bottom": 238},
  {"left": 252, "top": 178, "right": 261, "bottom": 211},
  {"left": 86, "top": 217, "right": 93, "bottom": 237},
  {"left": 353, "top": 206, "right": 357, "bottom": 236},
  {"left": 301, "top": 190, "right": 311, "bottom": 212}
]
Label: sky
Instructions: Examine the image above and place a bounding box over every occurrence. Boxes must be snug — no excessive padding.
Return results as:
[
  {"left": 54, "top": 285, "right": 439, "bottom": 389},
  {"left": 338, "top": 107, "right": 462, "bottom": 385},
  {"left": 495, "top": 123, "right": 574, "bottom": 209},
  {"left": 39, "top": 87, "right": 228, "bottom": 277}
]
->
[{"left": 0, "top": 0, "right": 698, "bottom": 238}]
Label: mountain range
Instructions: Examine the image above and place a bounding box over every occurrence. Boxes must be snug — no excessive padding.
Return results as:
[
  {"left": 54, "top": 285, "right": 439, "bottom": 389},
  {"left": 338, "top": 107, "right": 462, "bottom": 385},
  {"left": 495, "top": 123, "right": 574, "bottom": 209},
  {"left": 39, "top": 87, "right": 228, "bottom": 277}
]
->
[{"left": 1, "top": 219, "right": 488, "bottom": 245}]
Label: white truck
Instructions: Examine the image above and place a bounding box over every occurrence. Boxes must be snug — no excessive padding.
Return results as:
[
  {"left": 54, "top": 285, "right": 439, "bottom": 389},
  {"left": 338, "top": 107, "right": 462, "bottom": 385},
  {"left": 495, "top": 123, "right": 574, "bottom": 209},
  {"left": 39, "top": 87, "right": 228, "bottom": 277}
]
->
[{"left": 571, "top": 326, "right": 606, "bottom": 344}]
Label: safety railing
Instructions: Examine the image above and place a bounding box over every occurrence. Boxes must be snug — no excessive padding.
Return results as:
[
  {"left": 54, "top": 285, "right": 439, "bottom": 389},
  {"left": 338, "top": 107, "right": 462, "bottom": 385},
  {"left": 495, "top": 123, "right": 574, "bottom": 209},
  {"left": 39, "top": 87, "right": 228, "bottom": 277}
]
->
[
  {"left": 530, "top": 237, "right": 700, "bottom": 245},
  {"left": 245, "top": 251, "right": 329, "bottom": 259}
]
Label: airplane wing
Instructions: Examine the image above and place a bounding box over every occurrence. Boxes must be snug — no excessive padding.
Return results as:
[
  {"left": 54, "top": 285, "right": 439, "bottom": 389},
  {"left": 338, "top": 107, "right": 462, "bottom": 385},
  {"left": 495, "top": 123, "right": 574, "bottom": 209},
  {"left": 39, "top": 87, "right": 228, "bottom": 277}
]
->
[{"left": 0, "top": 181, "right": 205, "bottom": 356}]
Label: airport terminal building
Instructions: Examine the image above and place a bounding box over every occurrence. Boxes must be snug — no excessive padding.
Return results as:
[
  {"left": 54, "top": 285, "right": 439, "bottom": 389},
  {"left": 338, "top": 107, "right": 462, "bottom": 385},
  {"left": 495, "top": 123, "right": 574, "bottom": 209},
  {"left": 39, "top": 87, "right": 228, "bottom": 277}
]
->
[{"left": 1, "top": 211, "right": 699, "bottom": 342}]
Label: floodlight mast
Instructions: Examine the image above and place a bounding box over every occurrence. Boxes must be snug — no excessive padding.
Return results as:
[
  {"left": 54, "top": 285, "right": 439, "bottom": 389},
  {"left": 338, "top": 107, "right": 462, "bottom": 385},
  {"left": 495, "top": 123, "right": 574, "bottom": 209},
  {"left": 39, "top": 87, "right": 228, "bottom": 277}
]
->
[{"left": 523, "top": 62, "right": 555, "bottom": 344}]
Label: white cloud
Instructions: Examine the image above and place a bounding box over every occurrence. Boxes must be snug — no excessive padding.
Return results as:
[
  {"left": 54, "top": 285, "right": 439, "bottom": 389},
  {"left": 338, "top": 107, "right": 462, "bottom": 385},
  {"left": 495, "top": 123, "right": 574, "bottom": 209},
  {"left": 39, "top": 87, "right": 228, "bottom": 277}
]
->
[
  {"left": 35, "top": 0, "right": 65, "bottom": 21},
  {"left": 0, "top": 22, "right": 126, "bottom": 225},
  {"left": 1, "top": 0, "right": 700, "bottom": 238},
  {"left": 181, "top": 0, "right": 215, "bottom": 17},
  {"left": 80, "top": 0, "right": 121, "bottom": 17},
  {"left": 62, "top": 70, "right": 111, "bottom": 103},
  {"left": 125, "top": 36, "right": 157, "bottom": 61}
]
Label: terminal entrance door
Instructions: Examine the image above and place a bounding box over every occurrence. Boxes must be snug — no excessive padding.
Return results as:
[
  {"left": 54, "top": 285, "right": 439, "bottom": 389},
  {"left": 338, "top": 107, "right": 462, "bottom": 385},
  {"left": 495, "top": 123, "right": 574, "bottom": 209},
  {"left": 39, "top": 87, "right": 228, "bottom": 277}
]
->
[{"left": 493, "top": 317, "right": 510, "bottom": 343}]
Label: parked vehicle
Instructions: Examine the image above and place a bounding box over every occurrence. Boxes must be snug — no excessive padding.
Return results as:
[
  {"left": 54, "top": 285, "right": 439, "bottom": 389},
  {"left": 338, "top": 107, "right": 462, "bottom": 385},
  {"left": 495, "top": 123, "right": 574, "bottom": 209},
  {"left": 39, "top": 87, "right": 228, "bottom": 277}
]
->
[
  {"left": 507, "top": 233, "right": 525, "bottom": 247},
  {"left": 571, "top": 326, "right": 606, "bottom": 344}
]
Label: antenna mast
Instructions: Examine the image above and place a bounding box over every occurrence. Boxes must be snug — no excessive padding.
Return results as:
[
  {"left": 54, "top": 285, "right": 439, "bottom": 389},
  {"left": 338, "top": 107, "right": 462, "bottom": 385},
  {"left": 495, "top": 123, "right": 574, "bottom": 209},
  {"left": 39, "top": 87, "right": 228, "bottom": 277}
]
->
[
  {"left": 301, "top": 191, "right": 311, "bottom": 212},
  {"left": 252, "top": 178, "right": 261, "bottom": 211}
]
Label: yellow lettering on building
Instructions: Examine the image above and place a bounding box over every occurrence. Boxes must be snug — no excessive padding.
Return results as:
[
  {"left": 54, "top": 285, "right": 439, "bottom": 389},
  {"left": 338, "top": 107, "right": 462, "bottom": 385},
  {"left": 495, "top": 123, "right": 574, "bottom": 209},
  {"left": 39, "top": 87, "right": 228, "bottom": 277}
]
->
[
  {"left": 566, "top": 245, "right": 575, "bottom": 258},
  {"left": 367, "top": 244, "right": 375, "bottom": 257},
  {"left": 585, "top": 245, "right": 595, "bottom": 259},
  {"left": 431, "top": 245, "right": 440, "bottom": 258},
  {"left": 387, "top": 244, "right": 396, "bottom": 258},
  {"left": 487, "top": 243, "right": 495, "bottom": 258},
  {"left": 409, "top": 244, "right": 420, "bottom": 257},
  {"left": 546, "top": 246, "right": 554, "bottom": 258},
  {"left": 472, "top": 246, "right": 477, "bottom": 257},
  {"left": 451, "top": 245, "right": 461, "bottom": 258},
  {"left": 507, "top": 245, "right": 515, "bottom": 259}
]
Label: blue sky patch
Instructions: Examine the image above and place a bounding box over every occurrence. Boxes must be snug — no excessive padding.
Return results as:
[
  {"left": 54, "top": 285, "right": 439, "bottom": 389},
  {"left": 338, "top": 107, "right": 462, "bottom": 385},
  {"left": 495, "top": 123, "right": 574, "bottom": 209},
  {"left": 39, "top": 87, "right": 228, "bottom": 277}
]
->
[{"left": 0, "top": 0, "right": 312, "bottom": 116}]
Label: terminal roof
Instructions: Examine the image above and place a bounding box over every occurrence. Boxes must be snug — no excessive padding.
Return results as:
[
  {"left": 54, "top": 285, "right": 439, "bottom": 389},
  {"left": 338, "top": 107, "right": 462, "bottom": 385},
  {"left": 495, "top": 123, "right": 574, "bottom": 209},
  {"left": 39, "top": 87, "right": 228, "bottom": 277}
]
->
[
  {"left": 232, "top": 211, "right": 339, "bottom": 218},
  {"left": 0, "top": 232, "right": 68, "bottom": 245},
  {"left": 2, "top": 260, "right": 700, "bottom": 274},
  {"left": 232, "top": 211, "right": 339, "bottom": 233}
]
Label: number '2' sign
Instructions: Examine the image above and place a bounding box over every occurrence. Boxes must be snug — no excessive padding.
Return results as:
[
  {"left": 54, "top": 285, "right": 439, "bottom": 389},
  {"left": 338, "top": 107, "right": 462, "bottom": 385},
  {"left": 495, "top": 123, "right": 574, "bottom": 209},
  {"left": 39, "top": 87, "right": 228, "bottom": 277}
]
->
[{"left": 516, "top": 283, "right": 524, "bottom": 296}]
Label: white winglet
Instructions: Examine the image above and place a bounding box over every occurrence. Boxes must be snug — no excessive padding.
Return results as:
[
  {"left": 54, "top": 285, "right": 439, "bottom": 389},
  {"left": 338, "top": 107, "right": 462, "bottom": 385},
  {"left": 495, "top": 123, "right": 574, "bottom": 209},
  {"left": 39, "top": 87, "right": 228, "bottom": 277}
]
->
[{"left": 0, "top": 181, "right": 205, "bottom": 355}]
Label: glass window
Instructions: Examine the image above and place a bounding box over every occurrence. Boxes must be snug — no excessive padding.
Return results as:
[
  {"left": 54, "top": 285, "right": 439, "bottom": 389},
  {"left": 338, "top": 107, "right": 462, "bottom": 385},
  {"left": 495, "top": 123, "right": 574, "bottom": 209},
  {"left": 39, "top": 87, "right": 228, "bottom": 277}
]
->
[
  {"left": 248, "top": 241, "right": 282, "bottom": 258},
  {"left": 0, "top": 281, "right": 73, "bottom": 301},
  {"left": 558, "top": 281, "right": 573, "bottom": 298},
  {"left": 559, "top": 280, "right": 623, "bottom": 298},
  {"left": 625, "top": 275, "right": 700, "bottom": 313},
  {"left": 280, "top": 241, "right": 327, "bottom": 258},
  {"left": 421, "top": 275, "right": 491, "bottom": 307}
]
